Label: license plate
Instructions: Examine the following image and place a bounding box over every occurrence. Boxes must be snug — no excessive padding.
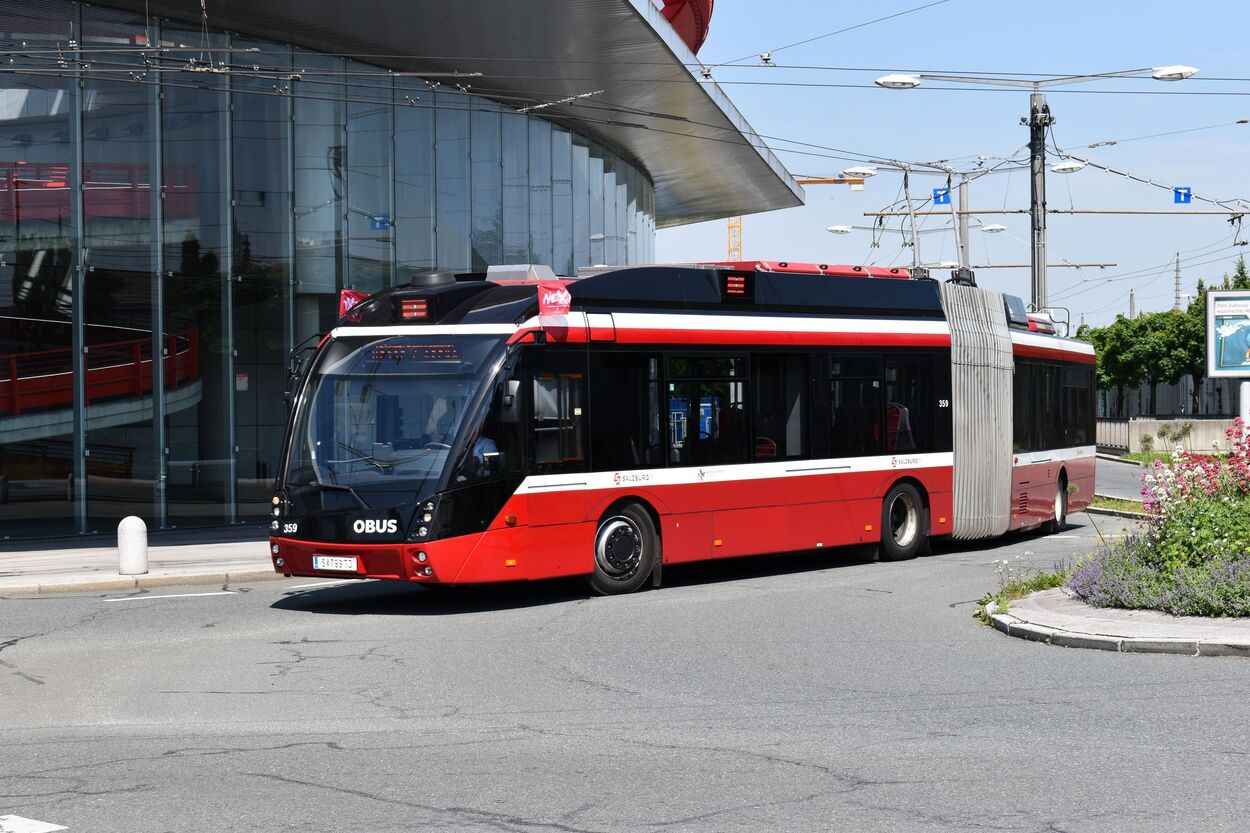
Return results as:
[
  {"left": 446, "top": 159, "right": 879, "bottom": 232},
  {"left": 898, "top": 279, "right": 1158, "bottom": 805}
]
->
[{"left": 312, "top": 555, "right": 358, "bottom": 572}]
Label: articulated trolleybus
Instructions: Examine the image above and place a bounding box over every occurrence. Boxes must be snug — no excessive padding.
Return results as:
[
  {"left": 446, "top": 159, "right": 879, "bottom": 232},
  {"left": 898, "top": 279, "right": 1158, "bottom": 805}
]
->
[{"left": 269, "top": 261, "right": 1095, "bottom": 594}]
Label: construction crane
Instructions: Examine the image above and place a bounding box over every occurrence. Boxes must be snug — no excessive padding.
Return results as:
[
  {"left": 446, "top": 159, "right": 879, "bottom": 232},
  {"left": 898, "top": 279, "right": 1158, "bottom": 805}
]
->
[{"left": 726, "top": 177, "right": 865, "bottom": 260}]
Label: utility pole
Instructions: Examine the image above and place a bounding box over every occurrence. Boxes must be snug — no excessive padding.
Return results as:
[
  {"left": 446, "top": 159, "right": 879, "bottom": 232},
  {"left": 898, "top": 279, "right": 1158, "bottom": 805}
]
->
[
  {"left": 958, "top": 177, "right": 969, "bottom": 269},
  {"left": 1129, "top": 289, "right": 1137, "bottom": 318},
  {"left": 1174, "top": 252, "right": 1182, "bottom": 310},
  {"left": 1028, "top": 88, "right": 1053, "bottom": 311}
]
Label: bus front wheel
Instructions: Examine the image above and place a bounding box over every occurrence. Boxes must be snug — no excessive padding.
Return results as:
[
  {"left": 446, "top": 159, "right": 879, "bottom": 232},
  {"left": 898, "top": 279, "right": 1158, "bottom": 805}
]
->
[
  {"left": 878, "top": 482, "right": 926, "bottom": 562},
  {"left": 588, "top": 504, "right": 656, "bottom": 595}
]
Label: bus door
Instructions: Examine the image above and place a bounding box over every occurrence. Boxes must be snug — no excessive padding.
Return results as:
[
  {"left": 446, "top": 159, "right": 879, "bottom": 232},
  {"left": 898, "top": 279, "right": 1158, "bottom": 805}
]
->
[{"left": 522, "top": 349, "right": 590, "bottom": 530}]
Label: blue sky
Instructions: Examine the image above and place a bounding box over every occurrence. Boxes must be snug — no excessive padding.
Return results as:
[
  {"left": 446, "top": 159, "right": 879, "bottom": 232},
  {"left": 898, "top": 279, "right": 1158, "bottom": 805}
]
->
[{"left": 656, "top": 1, "right": 1250, "bottom": 327}]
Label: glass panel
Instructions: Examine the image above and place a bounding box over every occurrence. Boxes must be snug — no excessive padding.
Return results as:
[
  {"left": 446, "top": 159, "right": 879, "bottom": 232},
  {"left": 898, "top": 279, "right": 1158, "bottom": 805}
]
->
[
  {"left": 501, "top": 112, "right": 528, "bottom": 263},
  {"left": 883, "top": 355, "right": 933, "bottom": 453},
  {"left": 551, "top": 127, "right": 573, "bottom": 275},
  {"left": 588, "top": 149, "right": 605, "bottom": 265},
  {"left": 233, "top": 39, "right": 292, "bottom": 518},
  {"left": 668, "top": 356, "right": 745, "bottom": 379},
  {"left": 435, "top": 90, "right": 471, "bottom": 271},
  {"left": 589, "top": 352, "right": 661, "bottom": 471},
  {"left": 292, "top": 53, "right": 345, "bottom": 344},
  {"left": 451, "top": 358, "right": 523, "bottom": 484},
  {"left": 753, "top": 354, "right": 807, "bottom": 460},
  {"left": 0, "top": 0, "right": 78, "bottom": 537},
  {"left": 602, "top": 156, "right": 618, "bottom": 264},
  {"left": 81, "top": 7, "right": 158, "bottom": 531},
  {"left": 625, "top": 164, "right": 638, "bottom": 263},
  {"left": 395, "top": 79, "right": 435, "bottom": 278},
  {"left": 571, "top": 137, "right": 590, "bottom": 270},
  {"left": 527, "top": 119, "right": 552, "bottom": 265},
  {"left": 614, "top": 160, "right": 628, "bottom": 265},
  {"left": 470, "top": 100, "right": 502, "bottom": 271},
  {"left": 284, "top": 334, "right": 504, "bottom": 514},
  {"left": 345, "top": 61, "right": 392, "bottom": 293},
  {"left": 160, "top": 24, "right": 231, "bottom": 525}
]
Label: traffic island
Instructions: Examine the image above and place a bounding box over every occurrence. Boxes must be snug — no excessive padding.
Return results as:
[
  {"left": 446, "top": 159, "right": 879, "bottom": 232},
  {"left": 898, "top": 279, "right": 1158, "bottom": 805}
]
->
[{"left": 986, "top": 588, "right": 1250, "bottom": 657}]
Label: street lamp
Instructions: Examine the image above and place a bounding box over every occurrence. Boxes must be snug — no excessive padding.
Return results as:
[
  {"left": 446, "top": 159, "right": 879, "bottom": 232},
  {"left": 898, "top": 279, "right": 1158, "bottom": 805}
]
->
[
  {"left": 1050, "top": 158, "right": 1087, "bottom": 174},
  {"left": 874, "top": 65, "right": 1198, "bottom": 309}
]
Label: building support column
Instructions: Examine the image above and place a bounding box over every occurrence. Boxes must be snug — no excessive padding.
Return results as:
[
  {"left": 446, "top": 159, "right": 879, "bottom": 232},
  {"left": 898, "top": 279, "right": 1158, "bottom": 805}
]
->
[
  {"left": 70, "top": 8, "right": 87, "bottom": 535},
  {"left": 149, "top": 27, "right": 168, "bottom": 529}
]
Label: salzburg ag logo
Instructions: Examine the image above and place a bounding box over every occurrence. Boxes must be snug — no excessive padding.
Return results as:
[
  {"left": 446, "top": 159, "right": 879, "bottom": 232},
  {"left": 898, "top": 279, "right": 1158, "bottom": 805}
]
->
[
  {"left": 353, "top": 519, "right": 398, "bottom": 534},
  {"left": 697, "top": 468, "right": 707, "bottom": 482},
  {"left": 891, "top": 457, "right": 897, "bottom": 468}
]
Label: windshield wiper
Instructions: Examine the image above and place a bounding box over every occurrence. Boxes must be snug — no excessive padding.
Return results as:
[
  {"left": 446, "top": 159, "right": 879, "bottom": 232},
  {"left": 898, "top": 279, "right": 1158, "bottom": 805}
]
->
[{"left": 306, "top": 481, "right": 371, "bottom": 510}]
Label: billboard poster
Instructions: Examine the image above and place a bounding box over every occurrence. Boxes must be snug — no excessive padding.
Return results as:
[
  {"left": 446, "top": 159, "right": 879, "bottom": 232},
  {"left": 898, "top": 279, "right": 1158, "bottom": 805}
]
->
[{"left": 1206, "top": 290, "right": 1250, "bottom": 377}]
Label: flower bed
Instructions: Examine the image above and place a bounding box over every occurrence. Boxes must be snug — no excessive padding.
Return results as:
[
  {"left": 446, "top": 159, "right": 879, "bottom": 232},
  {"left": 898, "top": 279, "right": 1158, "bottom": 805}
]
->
[{"left": 1066, "top": 419, "right": 1250, "bottom": 617}]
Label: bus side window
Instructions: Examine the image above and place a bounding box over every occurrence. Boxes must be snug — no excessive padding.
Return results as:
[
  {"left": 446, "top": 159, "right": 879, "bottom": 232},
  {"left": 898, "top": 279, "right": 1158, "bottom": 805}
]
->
[
  {"left": 831, "top": 354, "right": 882, "bottom": 457},
  {"left": 530, "top": 354, "right": 587, "bottom": 473}
]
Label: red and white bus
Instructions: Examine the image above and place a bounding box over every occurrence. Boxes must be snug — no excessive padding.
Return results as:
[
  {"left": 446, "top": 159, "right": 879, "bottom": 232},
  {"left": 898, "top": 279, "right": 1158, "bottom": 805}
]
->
[{"left": 268, "top": 261, "right": 1095, "bottom": 594}]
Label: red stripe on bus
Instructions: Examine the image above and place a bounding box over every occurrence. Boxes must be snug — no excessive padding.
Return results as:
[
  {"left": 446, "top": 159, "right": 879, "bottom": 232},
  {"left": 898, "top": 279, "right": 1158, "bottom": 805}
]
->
[
  {"left": 1013, "top": 343, "right": 1096, "bottom": 364},
  {"left": 613, "top": 329, "right": 952, "bottom": 348}
]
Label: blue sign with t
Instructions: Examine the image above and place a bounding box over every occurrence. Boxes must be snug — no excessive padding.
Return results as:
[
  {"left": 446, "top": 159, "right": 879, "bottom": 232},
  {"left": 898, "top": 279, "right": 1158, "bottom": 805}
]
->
[
  {"left": 933, "top": 188, "right": 951, "bottom": 206},
  {"left": 1174, "top": 187, "right": 1192, "bottom": 204}
]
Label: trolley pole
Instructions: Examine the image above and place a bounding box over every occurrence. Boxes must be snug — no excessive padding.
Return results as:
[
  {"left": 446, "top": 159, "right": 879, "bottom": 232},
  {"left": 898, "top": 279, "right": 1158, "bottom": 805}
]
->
[
  {"left": 958, "top": 177, "right": 969, "bottom": 269},
  {"left": 1028, "top": 87, "right": 1053, "bottom": 311}
]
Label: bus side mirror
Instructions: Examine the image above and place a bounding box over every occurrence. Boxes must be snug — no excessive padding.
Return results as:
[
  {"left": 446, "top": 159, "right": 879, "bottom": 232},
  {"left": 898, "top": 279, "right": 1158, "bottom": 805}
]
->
[{"left": 500, "top": 379, "right": 521, "bottom": 423}]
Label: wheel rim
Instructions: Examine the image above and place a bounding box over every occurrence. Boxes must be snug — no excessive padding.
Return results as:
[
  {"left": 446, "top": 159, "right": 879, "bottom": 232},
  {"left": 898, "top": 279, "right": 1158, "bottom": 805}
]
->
[
  {"left": 595, "top": 516, "right": 643, "bottom": 580},
  {"left": 889, "top": 492, "right": 919, "bottom": 548}
]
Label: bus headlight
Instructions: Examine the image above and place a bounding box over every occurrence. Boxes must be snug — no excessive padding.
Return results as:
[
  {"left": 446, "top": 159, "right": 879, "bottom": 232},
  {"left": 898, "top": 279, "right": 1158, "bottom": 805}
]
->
[
  {"left": 417, "top": 526, "right": 428, "bottom": 537},
  {"left": 422, "top": 512, "right": 433, "bottom": 523}
]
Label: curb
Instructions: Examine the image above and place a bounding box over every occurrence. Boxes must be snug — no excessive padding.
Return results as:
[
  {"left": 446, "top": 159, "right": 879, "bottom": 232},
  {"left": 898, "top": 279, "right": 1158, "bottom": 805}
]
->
[
  {"left": 1085, "top": 505, "right": 1146, "bottom": 521},
  {"left": 1096, "top": 452, "right": 1141, "bottom": 465},
  {"left": 985, "top": 602, "right": 1250, "bottom": 657},
  {"left": 0, "top": 568, "right": 285, "bottom": 597}
]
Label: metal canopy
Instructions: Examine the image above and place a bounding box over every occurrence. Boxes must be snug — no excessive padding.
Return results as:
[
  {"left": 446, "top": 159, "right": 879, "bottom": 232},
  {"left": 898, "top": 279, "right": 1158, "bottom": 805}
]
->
[{"left": 108, "top": 0, "right": 804, "bottom": 227}]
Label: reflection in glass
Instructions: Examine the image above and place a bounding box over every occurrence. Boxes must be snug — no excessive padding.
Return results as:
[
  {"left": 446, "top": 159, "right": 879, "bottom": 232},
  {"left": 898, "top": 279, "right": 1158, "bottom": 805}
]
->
[
  {"left": 502, "top": 113, "right": 529, "bottom": 263},
  {"left": 0, "top": 0, "right": 658, "bottom": 539},
  {"left": 161, "top": 25, "right": 230, "bottom": 525},
  {"left": 528, "top": 119, "right": 552, "bottom": 265},
  {"left": 233, "top": 39, "right": 292, "bottom": 518},
  {"left": 395, "top": 80, "right": 435, "bottom": 278},
  {"left": 81, "top": 6, "right": 157, "bottom": 532},
  {"left": 435, "top": 91, "right": 471, "bottom": 271},
  {"left": 0, "top": 0, "right": 78, "bottom": 537},
  {"left": 293, "top": 52, "right": 345, "bottom": 343},
  {"left": 345, "top": 63, "right": 393, "bottom": 293},
  {"left": 470, "top": 102, "right": 503, "bottom": 271}
]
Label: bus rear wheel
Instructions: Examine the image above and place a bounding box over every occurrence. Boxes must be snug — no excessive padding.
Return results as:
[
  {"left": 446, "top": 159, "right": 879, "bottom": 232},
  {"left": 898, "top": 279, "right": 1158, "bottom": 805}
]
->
[
  {"left": 1045, "top": 477, "right": 1068, "bottom": 534},
  {"left": 588, "top": 504, "right": 656, "bottom": 595},
  {"left": 878, "top": 482, "right": 926, "bottom": 562}
]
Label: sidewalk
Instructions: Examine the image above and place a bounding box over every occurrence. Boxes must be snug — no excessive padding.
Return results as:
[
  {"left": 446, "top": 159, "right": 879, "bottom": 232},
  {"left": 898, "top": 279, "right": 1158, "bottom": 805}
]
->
[
  {"left": 988, "top": 588, "right": 1250, "bottom": 657},
  {"left": 0, "top": 526, "right": 281, "bottom": 595}
]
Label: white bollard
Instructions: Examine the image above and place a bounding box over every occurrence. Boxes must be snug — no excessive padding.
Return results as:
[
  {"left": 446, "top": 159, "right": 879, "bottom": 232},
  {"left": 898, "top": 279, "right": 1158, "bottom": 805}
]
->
[{"left": 118, "top": 515, "right": 149, "bottom": 576}]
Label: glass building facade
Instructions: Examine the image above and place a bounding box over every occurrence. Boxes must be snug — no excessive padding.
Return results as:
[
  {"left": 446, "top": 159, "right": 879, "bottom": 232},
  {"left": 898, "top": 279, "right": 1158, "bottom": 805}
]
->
[{"left": 0, "top": 1, "right": 657, "bottom": 539}]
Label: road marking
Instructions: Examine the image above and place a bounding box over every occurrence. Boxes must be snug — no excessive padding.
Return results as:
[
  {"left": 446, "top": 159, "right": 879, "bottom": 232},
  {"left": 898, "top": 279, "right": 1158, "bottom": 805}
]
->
[
  {"left": 1049, "top": 535, "right": 1082, "bottom": 539},
  {"left": 0, "top": 816, "right": 68, "bottom": 833},
  {"left": 288, "top": 579, "right": 358, "bottom": 589},
  {"left": 103, "top": 591, "right": 237, "bottom": 603}
]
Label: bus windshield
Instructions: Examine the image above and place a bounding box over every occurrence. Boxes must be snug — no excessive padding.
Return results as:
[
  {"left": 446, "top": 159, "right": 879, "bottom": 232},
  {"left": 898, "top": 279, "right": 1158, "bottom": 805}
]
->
[{"left": 282, "top": 334, "right": 504, "bottom": 515}]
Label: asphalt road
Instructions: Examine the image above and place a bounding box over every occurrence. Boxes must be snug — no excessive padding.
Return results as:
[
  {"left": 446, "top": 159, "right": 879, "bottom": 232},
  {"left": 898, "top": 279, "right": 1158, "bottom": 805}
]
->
[
  {"left": 1095, "top": 457, "right": 1147, "bottom": 502},
  {"left": 3, "top": 514, "right": 1248, "bottom": 833}
]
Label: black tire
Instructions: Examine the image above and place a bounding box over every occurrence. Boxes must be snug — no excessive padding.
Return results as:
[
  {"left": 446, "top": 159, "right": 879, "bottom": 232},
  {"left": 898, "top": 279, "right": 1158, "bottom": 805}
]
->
[
  {"left": 587, "top": 504, "right": 657, "bottom": 595},
  {"left": 1045, "top": 478, "right": 1068, "bottom": 534},
  {"left": 878, "top": 482, "right": 926, "bottom": 562}
]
